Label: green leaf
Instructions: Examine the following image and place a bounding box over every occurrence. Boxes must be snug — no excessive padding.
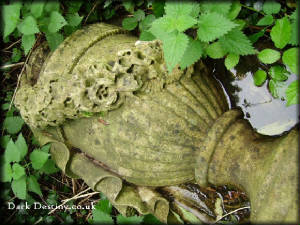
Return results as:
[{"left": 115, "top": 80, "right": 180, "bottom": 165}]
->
[
  {"left": 12, "top": 175, "right": 27, "bottom": 199},
  {"left": 139, "top": 30, "right": 156, "bottom": 41},
  {"left": 22, "top": 34, "right": 36, "bottom": 55},
  {"left": 133, "top": 9, "right": 145, "bottom": 21},
  {"left": 269, "top": 79, "right": 279, "bottom": 98},
  {"left": 3, "top": 116, "right": 24, "bottom": 134},
  {"left": 1, "top": 163, "right": 13, "bottom": 182},
  {"left": 41, "top": 144, "right": 51, "bottom": 153},
  {"left": 15, "top": 133, "right": 28, "bottom": 160},
  {"left": 122, "top": 0, "right": 134, "bottom": 13},
  {"left": 95, "top": 199, "right": 112, "bottom": 214},
  {"left": 282, "top": 48, "right": 298, "bottom": 74},
  {"left": 257, "top": 15, "right": 274, "bottom": 26},
  {"left": 225, "top": 53, "right": 240, "bottom": 70},
  {"left": 48, "top": 11, "right": 68, "bottom": 33},
  {"left": 143, "top": 214, "right": 163, "bottom": 224},
  {"left": 152, "top": 0, "right": 165, "bottom": 17},
  {"left": 257, "top": 49, "right": 280, "bottom": 64},
  {"left": 12, "top": 163, "right": 26, "bottom": 180},
  {"left": 122, "top": 17, "right": 138, "bottom": 31},
  {"left": 45, "top": 32, "right": 64, "bottom": 51},
  {"left": 139, "top": 14, "right": 156, "bottom": 31},
  {"left": 180, "top": 39, "right": 203, "bottom": 69},
  {"left": 286, "top": 80, "right": 299, "bottom": 106},
  {"left": 219, "top": 28, "right": 255, "bottom": 55},
  {"left": 2, "top": 2, "right": 22, "bottom": 38},
  {"left": 270, "top": 17, "right": 291, "bottom": 49},
  {"left": 165, "top": 1, "right": 194, "bottom": 17},
  {"left": 263, "top": 1, "right": 281, "bottom": 14},
  {"left": 248, "top": 29, "right": 265, "bottom": 44},
  {"left": 66, "top": 13, "right": 83, "bottom": 27},
  {"left": 18, "top": 16, "right": 39, "bottom": 35},
  {"left": 201, "top": 1, "right": 232, "bottom": 15},
  {"left": 30, "top": 1, "right": 45, "bottom": 18},
  {"left": 92, "top": 209, "right": 113, "bottom": 224},
  {"left": 30, "top": 149, "right": 49, "bottom": 170},
  {"left": 269, "top": 65, "right": 289, "bottom": 81},
  {"left": 0, "top": 135, "right": 10, "bottom": 149},
  {"left": 197, "top": 12, "right": 237, "bottom": 42},
  {"left": 149, "top": 17, "right": 172, "bottom": 40},
  {"left": 11, "top": 47, "right": 22, "bottom": 62},
  {"left": 289, "top": 20, "right": 299, "bottom": 46},
  {"left": 227, "top": 1, "right": 241, "bottom": 20},
  {"left": 117, "top": 215, "right": 144, "bottom": 224},
  {"left": 190, "top": 2, "right": 200, "bottom": 18},
  {"left": 66, "top": 1, "right": 83, "bottom": 13},
  {"left": 44, "top": 0, "right": 60, "bottom": 13},
  {"left": 162, "top": 32, "right": 189, "bottom": 72},
  {"left": 28, "top": 175, "right": 42, "bottom": 196},
  {"left": 206, "top": 41, "right": 227, "bottom": 59},
  {"left": 40, "top": 159, "right": 59, "bottom": 174},
  {"left": 4, "top": 139, "right": 20, "bottom": 163}
]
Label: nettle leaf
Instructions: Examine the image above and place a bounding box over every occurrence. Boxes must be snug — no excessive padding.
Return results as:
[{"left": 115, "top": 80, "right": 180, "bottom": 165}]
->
[
  {"left": 201, "top": 1, "right": 232, "bottom": 15},
  {"left": 2, "top": 2, "right": 22, "bottom": 38},
  {"left": 170, "top": 15, "right": 197, "bottom": 32},
  {"left": 162, "top": 32, "right": 189, "bottom": 72},
  {"left": 197, "top": 12, "right": 237, "bottom": 42},
  {"left": 12, "top": 163, "right": 26, "bottom": 180},
  {"left": 3, "top": 116, "right": 24, "bottom": 134},
  {"left": 134, "top": 9, "right": 145, "bottom": 21},
  {"left": 66, "top": 13, "right": 83, "bottom": 27},
  {"left": 122, "top": 17, "right": 138, "bottom": 31},
  {"left": 219, "top": 28, "right": 255, "bottom": 55},
  {"left": 45, "top": 32, "right": 64, "bottom": 51},
  {"left": 48, "top": 11, "right": 68, "bottom": 33},
  {"left": 139, "top": 31, "right": 155, "bottom": 41},
  {"left": 263, "top": 1, "right": 281, "bottom": 15},
  {"left": 93, "top": 204, "right": 114, "bottom": 224},
  {"left": 257, "top": 49, "right": 280, "bottom": 64},
  {"left": 22, "top": 34, "right": 36, "bottom": 55},
  {"left": 28, "top": 175, "right": 42, "bottom": 196},
  {"left": 190, "top": 2, "right": 200, "bottom": 18},
  {"left": 180, "top": 39, "right": 203, "bottom": 69},
  {"left": 149, "top": 17, "right": 173, "bottom": 40},
  {"left": 269, "top": 65, "right": 289, "bottom": 81},
  {"left": 12, "top": 175, "right": 27, "bottom": 199},
  {"left": 139, "top": 14, "right": 156, "bottom": 31},
  {"left": 268, "top": 79, "right": 279, "bottom": 98},
  {"left": 257, "top": 15, "right": 274, "bottom": 26},
  {"left": 282, "top": 48, "right": 298, "bottom": 74},
  {"left": 227, "top": 1, "right": 241, "bottom": 20},
  {"left": 30, "top": 149, "right": 49, "bottom": 170},
  {"left": 30, "top": 1, "right": 45, "bottom": 18},
  {"left": 225, "top": 53, "right": 240, "bottom": 70},
  {"left": 40, "top": 159, "right": 59, "bottom": 174},
  {"left": 95, "top": 199, "right": 112, "bottom": 214},
  {"left": 15, "top": 133, "right": 28, "bottom": 160},
  {"left": 117, "top": 215, "right": 144, "bottom": 225},
  {"left": 1, "top": 163, "right": 13, "bottom": 182},
  {"left": 270, "top": 17, "right": 291, "bottom": 49},
  {"left": 206, "top": 41, "right": 226, "bottom": 59},
  {"left": 4, "top": 139, "right": 20, "bottom": 163},
  {"left": 18, "top": 16, "right": 40, "bottom": 35},
  {"left": 286, "top": 80, "right": 299, "bottom": 106},
  {"left": 164, "top": 1, "right": 194, "bottom": 17}
]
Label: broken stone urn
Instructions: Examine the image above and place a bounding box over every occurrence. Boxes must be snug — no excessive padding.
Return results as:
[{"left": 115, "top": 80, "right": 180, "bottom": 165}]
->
[{"left": 14, "top": 23, "right": 298, "bottom": 224}]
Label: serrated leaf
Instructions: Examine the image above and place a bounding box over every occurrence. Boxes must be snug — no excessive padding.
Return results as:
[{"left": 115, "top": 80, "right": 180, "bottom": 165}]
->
[
  {"left": 257, "top": 15, "right": 274, "bottom": 26},
  {"left": 22, "top": 34, "right": 36, "bottom": 55},
  {"left": 3, "top": 116, "right": 24, "bottom": 134},
  {"left": 206, "top": 41, "right": 226, "bottom": 59},
  {"left": 30, "top": 149, "right": 49, "bottom": 170},
  {"left": 1, "top": 163, "right": 13, "bottom": 182},
  {"left": 11, "top": 47, "right": 22, "bottom": 62},
  {"left": 95, "top": 199, "right": 112, "bottom": 214},
  {"left": 149, "top": 17, "right": 172, "bottom": 40},
  {"left": 40, "top": 159, "right": 59, "bottom": 174},
  {"left": 12, "top": 175, "right": 27, "bottom": 199},
  {"left": 253, "top": 70, "right": 267, "bottom": 86},
  {"left": 133, "top": 9, "right": 145, "bottom": 21},
  {"left": 227, "top": 1, "right": 241, "bottom": 20},
  {"left": 4, "top": 139, "right": 20, "bottom": 163},
  {"left": 268, "top": 79, "right": 279, "bottom": 98},
  {"left": 197, "top": 12, "right": 237, "bottom": 42},
  {"left": 269, "top": 65, "right": 289, "bottom": 81},
  {"left": 286, "top": 80, "right": 299, "bottom": 106},
  {"left": 48, "top": 11, "right": 67, "bottom": 33},
  {"left": 2, "top": 2, "right": 22, "bottom": 38},
  {"left": 257, "top": 49, "right": 280, "bottom": 64},
  {"left": 45, "top": 32, "right": 64, "bottom": 51},
  {"left": 165, "top": 1, "right": 194, "bottom": 17},
  {"left": 28, "top": 175, "right": 42, "bottom": 196},
  {"left": 180, "top": 39, "right": 203, "bottom": 69},
  {"left": 219, "top": 28, "right": 255, "bottom": 55},
  {"left": 225, "top": 53, "right": 240, "bottom": 70},
  {"left": 139, "top": 14, "right": 156, "bottom": 31},
  {"left": 122, "top": 17, "right": 138, "bottom": 31},
  {"left": 162, "top": 32, "right": 189, "bottom": 72},
  {"left": 18, "top": 16, "right": 39, "bottom": 35},
  {"left": 263, "top": 1, "right": 281, "bottom": 14},
  {"left": 15, "top": 133, "right": 28, "bottom": 160},
  {"left": 30, "top": 1, "right": 45, "bottom": 18},
  {"left": 117, "top": 215, "right": 144, "bottom": 224},
  {"left": 190, "top": 2, "right": 200, "bottom": 18},
  {"left": 282, "top": 48, "right": 298, "bottom": 74},
  {"left": 92, "top": 209, "right": 113, "bottom": 224},
  {"left": 270, "top": 17, "right": 291, "bottom": 49},
  {"left": 201, "top": 1, "right": 232, "bottom": 15},
  {"left": 139, "top": 31, "right": 155, "bottom": 41},
  {"left": 66, "top": 13, "right": 83, "bottom": 27},
  {"left": 12, "top": 163, "right": 26, "bottom": 180}
]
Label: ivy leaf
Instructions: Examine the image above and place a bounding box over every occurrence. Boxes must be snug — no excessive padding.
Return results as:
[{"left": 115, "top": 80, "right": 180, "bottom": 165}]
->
[
  {"left": 270, "top": 17, "right": 291, "bottom": 49},
  {"left": 268, "top": 79, "right": 279, "bottom": 98},
  {"left": 257, "top": 15, "right": 274, "bottom": 26},
  {"left": 122, "top": 17, "right": 138, "bottom": 31},
  {"left": 227, "top": 1, "right": 241, "bottom": 20},
  {"left": 28, "top": 175, "right": 42, "bottom": 196},
  {"left": 12, "top": 163, "right": 26, "bottom": 180},
  {"left": 219, "top": 28, "right": 255, "bottom": 55},
  {"left": 48, "top": 11, "right": 67, "bottom": 33},
  {"left": 133, "top": 9, "right": 145, "bottom": 21},
  {"left": 286, "top": 80, "right": 299, "bottom": 106},
  {"left": 15, "top": 133, "right": 28, "bottom": 160},
  {"left": 2, "top": 2, "right": 22, "bottom": 38},
  {"left": 117, "top": 215, "right": 144, "bottom": 224},
  {"left": 22, "top": 34, "right": 36, "bottom": 55},
  {"left": 282, "top": 48, "right": 298, "bottom": 74},
  {"left": 30, "top": 1, "right": 45, "bottom": 18},
  {"left": 1, "top": 163, "right": 13, "bottom": 182},
  {"left": 201, "top": 1, "right": 232, "bottom": 15},
  {"left": 197, "top": 12, "right": 237, "bottom": 42},
  {"left": 18, "top": 16, "right": 39, "bottom": 35},
  {"left": 4, "top": 139, "right": 20, "bottom": 163},
  {"left": 40, "top": 159, "right": 59, "bottom": 174},
  {"left": 225, "top": 53, "right": 240, "bottom": 70},
  {"left": 12, "top": 175, "right": 27, "bottom": 200},
  {"left": 257, "top": 49, "right": 280, "bottom": 64},
  {"left": 30, "top": 149, "right": 49, "bottom": 170},
  {"left": 269, "top": 65, "right": 289, "bottom": 81},
  {"left": 180, "top": 39, "right": 203, "bottom": 69},
  {"left": 139, "top": 31, "right": 155, "bottom": 41},
  {"left": 164, "top": 1, "right": 194, "bottom": 17},
  {"left": 206, "top": 41, "right": 226, "bottom": 59},
  {"left": 66, "top": 13, "right": 83, "bottom": 27},
  {"left": 162, "top": 32, "right": 189, "bottom": 72},
  {"left": 3, "top": 116, "right": 24, "bottom": 134},
  {"left": 45, "top": 32, "right": 64, "bottom": 51},
  {"left": 263, "top": 1, "right": 281, "bottom": 15},
  {"left": 139, "top": 14, "right": 156, "bottom": 31}
]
